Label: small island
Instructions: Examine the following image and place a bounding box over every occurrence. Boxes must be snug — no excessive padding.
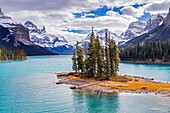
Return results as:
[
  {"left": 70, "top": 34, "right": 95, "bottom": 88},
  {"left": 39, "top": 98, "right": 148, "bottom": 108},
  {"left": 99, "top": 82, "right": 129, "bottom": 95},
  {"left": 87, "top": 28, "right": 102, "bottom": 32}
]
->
[
  {"left": 0, "top": 48, "right": 27, "bottom": 61},
  {"left": 56, "top": 72, "right": 170, "bottom": 96},
  {"left": 56, "top": 27, "right": 170, "bottom": 96}
]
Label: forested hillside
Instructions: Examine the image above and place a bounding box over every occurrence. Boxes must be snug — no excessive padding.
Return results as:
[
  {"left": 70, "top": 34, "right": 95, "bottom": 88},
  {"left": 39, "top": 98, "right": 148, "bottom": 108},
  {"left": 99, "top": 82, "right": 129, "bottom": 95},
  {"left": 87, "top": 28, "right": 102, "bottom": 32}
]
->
[
  {"left": 120, "top": 41, "right": 170, "bottom": 63},
  {"left": 0, "top": 48, "right": 27, "bottom": 61}
]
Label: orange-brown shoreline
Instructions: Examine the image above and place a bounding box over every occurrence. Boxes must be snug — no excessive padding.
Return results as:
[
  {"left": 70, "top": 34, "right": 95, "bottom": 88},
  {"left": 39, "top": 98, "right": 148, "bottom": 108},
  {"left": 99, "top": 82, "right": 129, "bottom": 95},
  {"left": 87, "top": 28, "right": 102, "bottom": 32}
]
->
[{"left": 55, "top": 72, "right": 170, "bottom": 97}]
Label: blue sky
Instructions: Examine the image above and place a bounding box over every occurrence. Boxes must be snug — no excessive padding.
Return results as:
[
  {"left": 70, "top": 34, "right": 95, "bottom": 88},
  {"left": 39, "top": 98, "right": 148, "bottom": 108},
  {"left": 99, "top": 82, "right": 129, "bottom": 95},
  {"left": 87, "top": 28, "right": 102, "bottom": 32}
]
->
[
  {"left": 0, "top": 0, "right": 170, "bottom": 44},
  {"left": 68, "top": 3, "right": 149, "bottom": 34}
]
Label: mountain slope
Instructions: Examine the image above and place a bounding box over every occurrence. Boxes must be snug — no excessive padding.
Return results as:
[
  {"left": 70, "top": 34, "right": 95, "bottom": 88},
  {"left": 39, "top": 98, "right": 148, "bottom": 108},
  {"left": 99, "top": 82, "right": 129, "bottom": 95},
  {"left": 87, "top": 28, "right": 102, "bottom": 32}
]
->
[
  {"left": 125, "top": 8, "right": 170, "bottom": 47},
  {"left": 0, "top": 25, "right": 56, "bottom": 55},
  {"left": 81, "top": 29, "right": 124, "bottom": 52},
  {"left": 25, "top": 21, "right": 74, "bottom": 54},
  {"left": 121, "top": 21, "right": 146, "bottom": 40},
  {"left": 0, "top": 8, "right": 56, "bottom": 55},
  {"left": 121, "top": 14, "right": 164, "bottom": 40}
]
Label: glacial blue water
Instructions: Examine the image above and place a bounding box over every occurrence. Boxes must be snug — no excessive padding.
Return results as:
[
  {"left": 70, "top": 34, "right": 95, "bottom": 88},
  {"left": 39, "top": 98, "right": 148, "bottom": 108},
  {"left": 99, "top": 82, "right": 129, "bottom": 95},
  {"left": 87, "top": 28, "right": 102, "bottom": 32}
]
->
[{"left": 0, "top": 55, "right": 170, "bottom": 113}]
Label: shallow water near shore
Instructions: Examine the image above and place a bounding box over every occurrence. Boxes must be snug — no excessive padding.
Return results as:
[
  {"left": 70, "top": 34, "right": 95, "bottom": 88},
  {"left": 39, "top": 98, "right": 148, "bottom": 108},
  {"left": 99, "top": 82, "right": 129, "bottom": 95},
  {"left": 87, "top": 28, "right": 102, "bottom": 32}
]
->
[{"left": 0, "top": 55, "right": 170, "bottom": 113}]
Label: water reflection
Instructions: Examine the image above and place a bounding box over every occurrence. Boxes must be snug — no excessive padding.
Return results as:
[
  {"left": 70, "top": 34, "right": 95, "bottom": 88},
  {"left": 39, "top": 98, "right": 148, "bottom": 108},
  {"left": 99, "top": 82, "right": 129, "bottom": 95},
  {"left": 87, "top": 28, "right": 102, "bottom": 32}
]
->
[{"left": 73, "top": 90, "right": 119, "bottom": 113}]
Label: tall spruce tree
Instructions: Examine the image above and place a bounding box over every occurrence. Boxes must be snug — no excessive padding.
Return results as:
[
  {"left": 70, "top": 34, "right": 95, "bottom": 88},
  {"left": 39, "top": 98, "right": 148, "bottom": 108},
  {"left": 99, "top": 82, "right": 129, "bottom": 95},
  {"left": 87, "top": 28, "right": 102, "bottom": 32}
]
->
[
  {"left": 85, "top": 27, "right": 96, "bottom": 77},
  {"left": 105, "top": 31, "right": 111, "bottom": 79},
  {"left": 77, "top": 45, "right": 85, "bottom": 73},
  {"left": 72, "top": 51, "right": 78, "bottom": 73},
  {"left": 109, "top": 39, "right": 115, "bottom": 76},
  {"left": 95, "top": 36, "right": 103, "bottom": 78},
  {"left": 113, "top": 41, "right": 120, "bottom": 75}
]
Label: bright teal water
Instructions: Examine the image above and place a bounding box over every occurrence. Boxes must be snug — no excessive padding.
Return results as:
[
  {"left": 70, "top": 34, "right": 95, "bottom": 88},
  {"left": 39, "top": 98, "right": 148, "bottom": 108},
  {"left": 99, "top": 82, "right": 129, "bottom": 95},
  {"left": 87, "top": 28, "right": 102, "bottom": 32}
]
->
[{"left": 0, "top": 55, "right": 170, "bottom": 113}]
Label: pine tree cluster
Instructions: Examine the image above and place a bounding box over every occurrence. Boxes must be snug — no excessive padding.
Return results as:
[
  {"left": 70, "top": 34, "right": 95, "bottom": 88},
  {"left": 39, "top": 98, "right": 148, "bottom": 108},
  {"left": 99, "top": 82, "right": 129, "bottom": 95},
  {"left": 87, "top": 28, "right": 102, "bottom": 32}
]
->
[
  {"left": 0, "top": 48, "right": 27, "bottom": 61},
  {"left": 72, "top": 27, "right": 120, "bottom": 79},
  {"left": 120, "top": 41, "right": 170, "bottom": 62}
]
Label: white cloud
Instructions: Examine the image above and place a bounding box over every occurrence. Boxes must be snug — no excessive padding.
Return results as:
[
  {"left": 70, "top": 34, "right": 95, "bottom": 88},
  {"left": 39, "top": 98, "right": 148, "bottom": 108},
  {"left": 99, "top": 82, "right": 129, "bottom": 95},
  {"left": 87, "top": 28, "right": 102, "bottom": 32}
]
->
[
  {"left": 59, "top": 11, "right": 137, "bottom": 36},
  {"left": 0, "top": 0, "right": 169, "bottom": 45},
  {"left": 121, "top": 6, "right": 144, "bottom": 18},
  {"left": 144, "top": 0, "right": 170, "bottom": 14}
]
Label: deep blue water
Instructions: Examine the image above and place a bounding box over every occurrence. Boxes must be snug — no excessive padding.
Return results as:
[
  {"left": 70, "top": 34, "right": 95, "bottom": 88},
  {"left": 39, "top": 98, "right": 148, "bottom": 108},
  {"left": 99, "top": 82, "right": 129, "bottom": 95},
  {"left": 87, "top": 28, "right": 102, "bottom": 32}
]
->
[{"left": 0, "top": 55, "right": 170, "bottom": 113}]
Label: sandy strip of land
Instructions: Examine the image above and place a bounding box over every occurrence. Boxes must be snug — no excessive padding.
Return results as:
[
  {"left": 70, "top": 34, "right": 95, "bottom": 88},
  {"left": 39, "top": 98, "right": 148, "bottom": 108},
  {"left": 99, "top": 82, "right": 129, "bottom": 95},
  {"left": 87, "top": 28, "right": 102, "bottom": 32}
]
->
[{"left": 55, "top": 72, "right": 170, "bottom": 96}]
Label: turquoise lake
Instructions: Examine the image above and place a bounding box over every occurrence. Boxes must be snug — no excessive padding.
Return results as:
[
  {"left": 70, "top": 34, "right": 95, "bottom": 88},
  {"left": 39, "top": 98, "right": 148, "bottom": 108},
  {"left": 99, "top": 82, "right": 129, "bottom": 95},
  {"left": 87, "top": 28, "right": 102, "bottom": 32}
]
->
[{"left": 0, "top": 55, "right": 170, "bottom": 113}]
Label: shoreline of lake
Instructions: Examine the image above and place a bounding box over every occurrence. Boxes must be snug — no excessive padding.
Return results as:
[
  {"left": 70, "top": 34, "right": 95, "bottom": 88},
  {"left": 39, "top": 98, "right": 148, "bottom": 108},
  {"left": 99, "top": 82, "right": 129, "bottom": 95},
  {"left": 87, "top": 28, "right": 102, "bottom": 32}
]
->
[
  {"left": 56, "top": 72, "right": 170, "bottom": 97},
  {"left": 121, "top": 61, "right": 170, "bottom": 65}
]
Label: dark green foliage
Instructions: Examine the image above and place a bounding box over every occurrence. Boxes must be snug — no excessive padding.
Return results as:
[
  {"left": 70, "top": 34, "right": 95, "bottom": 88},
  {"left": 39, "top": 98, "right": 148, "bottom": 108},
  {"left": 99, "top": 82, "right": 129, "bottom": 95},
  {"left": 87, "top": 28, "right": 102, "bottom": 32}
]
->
[
  {"left": 72, "top": 27, "right": 120, "bottom": 79},
  {"left": 0, "top": 48, "right": 27, "bottom": 61},
  {"left": 72, "top": 42, "right": 84, "bottom": 73},
  {"left": 95, "top": 36, "right": 104, "bottom": 78},
  {"left": 72, "top": 51, "right": 78, "bottom": 73},
  {"left": 85, "top": 27, "right": 96, "bottom": 77},
  {"left": 77, "top": 46, "right": 85, "bottom": 73},
  {"left": 120, "top": 41, "right": 170, "bottom": 62},
  {"left": 105, "top": 31, "right": 111, "bottom": 79}
]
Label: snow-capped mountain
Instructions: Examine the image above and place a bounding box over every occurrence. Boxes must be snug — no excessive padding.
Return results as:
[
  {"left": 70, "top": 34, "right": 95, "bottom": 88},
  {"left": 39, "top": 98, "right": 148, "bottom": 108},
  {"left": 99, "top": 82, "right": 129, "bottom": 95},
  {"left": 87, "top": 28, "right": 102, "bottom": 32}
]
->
[
  {"left": 81, "top": 29, "right": 124, "bottom": 52},
  {"left": 24, "top": 21, "right": 74, "bottom": 54},
  {"left": 121, "top": 21, "right": 146, "bottom": 40},
  {"left": 84, "top": 29, "right": 123, "bottom": 45},
  {"left": 121, "top": 14, "right": 164, "bottom": 40},
  {"left": 125, "top": 8, "right": 170, "bottom": 47},
  {"left": 0, "top": 7, "right": 56, "bottom": 55},
  {"left": 144, "top": 14, "right": 164, "bottom": 32}
]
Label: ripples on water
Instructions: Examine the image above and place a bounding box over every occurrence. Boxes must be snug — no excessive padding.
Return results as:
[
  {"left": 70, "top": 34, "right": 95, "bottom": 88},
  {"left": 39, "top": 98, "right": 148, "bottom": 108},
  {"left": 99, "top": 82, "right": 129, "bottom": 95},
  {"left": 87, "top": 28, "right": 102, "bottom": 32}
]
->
[{"left": 0, "top": 55, "right": 170, "bottom": 113}]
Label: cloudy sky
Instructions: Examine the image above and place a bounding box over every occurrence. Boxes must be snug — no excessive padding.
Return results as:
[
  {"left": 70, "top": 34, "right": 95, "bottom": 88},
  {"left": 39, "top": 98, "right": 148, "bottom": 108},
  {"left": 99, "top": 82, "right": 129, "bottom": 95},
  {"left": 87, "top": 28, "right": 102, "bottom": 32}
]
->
[{"left": 0, "top": 0, "right": 169, "bottom": 44}]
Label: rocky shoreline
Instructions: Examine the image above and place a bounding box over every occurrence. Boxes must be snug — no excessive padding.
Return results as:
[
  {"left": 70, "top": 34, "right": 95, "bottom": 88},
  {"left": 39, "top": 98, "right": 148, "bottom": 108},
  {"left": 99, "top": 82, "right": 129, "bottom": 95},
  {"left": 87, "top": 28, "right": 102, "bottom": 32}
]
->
[{"left": 55, "top": 72, "right": 170, "bottom": 96}]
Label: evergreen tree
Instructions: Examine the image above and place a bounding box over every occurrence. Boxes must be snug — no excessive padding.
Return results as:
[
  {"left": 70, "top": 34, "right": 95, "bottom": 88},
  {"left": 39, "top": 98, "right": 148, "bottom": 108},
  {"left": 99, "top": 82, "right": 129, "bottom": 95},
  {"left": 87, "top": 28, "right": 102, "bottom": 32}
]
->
[
  {"left": 77, "top": 45, "right": 85, "bottom": 73},
  {"left": 113, "top": 41, "right": 120, "bottom": 75},
  {"left": 105, "top": 31, "right": 111, "bottom": 79},
  {"left": 72, "top": 51, "right": 78, "bottom": 73},
  {"left": 85, "top": 27, "right": 96, "bottom": 77},
  {"left": 95, "top": 36, "right": 104, "bottom": 78}
]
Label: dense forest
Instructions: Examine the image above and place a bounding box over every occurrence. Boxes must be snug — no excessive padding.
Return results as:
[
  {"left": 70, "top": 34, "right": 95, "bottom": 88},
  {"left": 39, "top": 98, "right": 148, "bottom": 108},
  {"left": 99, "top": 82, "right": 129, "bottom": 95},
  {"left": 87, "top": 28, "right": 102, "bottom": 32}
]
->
[
  {"left": 0, "top": 48, "right": 27, "bottom": 61},
  {"left": 72, "top": 27, "right": 120, "bottom": 80},
  {"left": 120, "top": 41, "right": 170, "bottom": 62}
]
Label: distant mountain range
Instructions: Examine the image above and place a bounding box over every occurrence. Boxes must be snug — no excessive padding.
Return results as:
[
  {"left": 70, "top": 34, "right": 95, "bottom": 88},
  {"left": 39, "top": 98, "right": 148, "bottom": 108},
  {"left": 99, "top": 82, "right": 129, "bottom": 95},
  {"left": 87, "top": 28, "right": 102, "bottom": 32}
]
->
[
  {"left": 125, "top": 7, "right": 170, "bottom": 47},
  {"left": 0, "top": 6, "right": 170, "bottom": 55},
  {"left": 0, "top": 8, "right": 55, "bottom": 55},
  {"left": 24, "top": 21, "right": 74, "bottom": 54},
  {"left": 0, "top": 7, "right": 74, "bottom": 55},
  {"left": 121, "top": 14, "right": 164, "bottom": 40},
  {"left": 80, "top": 13, "right": 165, "bottom": 51},
  {"left": 80, "top": 28, "right": 126, "bottom": 52}
]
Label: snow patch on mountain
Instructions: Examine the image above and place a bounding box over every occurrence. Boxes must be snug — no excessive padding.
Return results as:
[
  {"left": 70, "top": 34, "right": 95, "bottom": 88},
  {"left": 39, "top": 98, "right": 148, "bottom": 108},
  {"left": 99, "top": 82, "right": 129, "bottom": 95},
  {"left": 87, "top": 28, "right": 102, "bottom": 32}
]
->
[
  {"left": 121, "top": 14, "right": 164, "bottom": 40},
  {"left": 80, "top": 29, "right": 126, "bottom": 52},
  {"left": 121, "top": 21, "right": 146, "bottom": 40},
  {"left": 24, "top": 21, "right": 74, "bottom": 54},
  {"left": 25, "top": 21, "right": 69, "bottom": 48}
]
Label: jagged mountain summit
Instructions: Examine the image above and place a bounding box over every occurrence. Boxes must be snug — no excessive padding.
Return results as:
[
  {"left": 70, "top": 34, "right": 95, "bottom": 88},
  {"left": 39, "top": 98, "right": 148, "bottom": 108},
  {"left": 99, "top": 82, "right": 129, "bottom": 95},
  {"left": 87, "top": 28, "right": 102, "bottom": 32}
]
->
[
  {"left": 144, "top": 14, "right": 164, "bottom": 32},
  {"left": 125, "top": 7, "right": 170, "bottom": 47},
  {"left": 121, "top": 21, "right": 146, "bottom": 40},
  {"left": 0, "top": 7, "right": 56, "bottom": 55},
  {"left": 24, "top": 21, "right": 74, "bottom": 54},
  {"left": 81, "top": 28, "right": 124, "bottom": 52},
  {"left": 84, "top": 29, "right": 123, "bottom": 45},
  {"left": 121, "top": 14, "right": 164, "bottom": 40}
]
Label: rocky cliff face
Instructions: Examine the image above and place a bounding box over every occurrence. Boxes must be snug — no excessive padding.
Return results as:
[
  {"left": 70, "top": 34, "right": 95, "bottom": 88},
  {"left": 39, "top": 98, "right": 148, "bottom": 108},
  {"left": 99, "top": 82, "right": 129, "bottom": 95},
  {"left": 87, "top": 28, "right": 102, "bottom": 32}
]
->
[
  {"left": 0, "top": 25, "right": 56, "bottom": 55},
  {"left": 14, "top": 24, "right": 30, "bottom": 41}
]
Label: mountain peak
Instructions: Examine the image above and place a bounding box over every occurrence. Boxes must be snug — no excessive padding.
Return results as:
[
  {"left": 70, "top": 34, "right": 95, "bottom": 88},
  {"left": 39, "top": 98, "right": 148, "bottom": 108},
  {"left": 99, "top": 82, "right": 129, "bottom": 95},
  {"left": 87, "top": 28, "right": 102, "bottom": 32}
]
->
[{"left": 0, "top": 7, "right": 5, "bottom": 17}]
